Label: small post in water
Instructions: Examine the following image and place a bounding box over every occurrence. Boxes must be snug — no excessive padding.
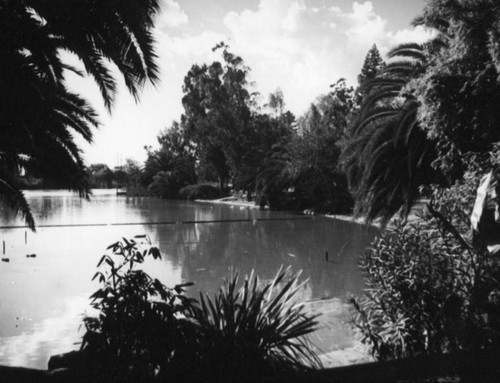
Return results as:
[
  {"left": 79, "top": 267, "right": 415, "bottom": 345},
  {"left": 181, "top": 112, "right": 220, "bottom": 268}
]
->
[
  {"left": 2, "top": 241, "right": 5, "bottom": 255},
  {"left": 25, "top": 231, "right": 27, "bottom": 245},
  {"left": 325, "top": 251, "right": 329, "bottom": 262}
]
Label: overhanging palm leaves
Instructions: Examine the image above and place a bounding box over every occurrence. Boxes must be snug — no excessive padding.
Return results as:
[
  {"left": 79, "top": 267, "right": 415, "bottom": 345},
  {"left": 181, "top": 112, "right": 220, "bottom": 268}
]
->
[
  {"left": 0, "top": 0, "right": 161, "bottom": 229},
  {"left": 342, "top": 43, "right": 439, "bottom": 225},
  {"left": 28, "top": 0, "right": 161, "bottom": 108}
]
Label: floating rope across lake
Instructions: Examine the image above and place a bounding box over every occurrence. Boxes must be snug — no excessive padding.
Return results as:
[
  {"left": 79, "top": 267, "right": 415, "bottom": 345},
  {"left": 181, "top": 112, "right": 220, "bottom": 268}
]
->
[{"left": 0, "top": 216, "right": 312, "bottom": 230}]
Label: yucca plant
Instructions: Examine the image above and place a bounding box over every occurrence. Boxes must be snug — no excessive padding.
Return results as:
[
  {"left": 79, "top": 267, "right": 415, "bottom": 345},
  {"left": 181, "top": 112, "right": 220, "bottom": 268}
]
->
[{"left": 176, "top": 267, "right": 321, "bottom": 382}]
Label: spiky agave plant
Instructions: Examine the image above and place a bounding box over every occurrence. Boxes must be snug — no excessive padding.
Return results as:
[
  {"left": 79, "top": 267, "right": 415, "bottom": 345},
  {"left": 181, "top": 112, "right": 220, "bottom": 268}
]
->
[{"left": 182, "top": 267, "right": 321, "bottom": 382}]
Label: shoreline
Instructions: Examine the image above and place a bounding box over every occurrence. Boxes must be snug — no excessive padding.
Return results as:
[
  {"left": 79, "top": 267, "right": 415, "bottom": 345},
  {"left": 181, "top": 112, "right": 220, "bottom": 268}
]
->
[
  {"left": 195, "top": 196, "right": 375, "bottom": 368},
  {"left": 195, "top": 196, "right": 266, "bottom": 209},
  {"left": 193, "top": 196, "right": 427, "bottom": 368},
  {"left": 196, "top": 197, "right": 425, "bottom": 227},
  {"left": 195, "top": 196, "right": 377, "bottom": 225}
]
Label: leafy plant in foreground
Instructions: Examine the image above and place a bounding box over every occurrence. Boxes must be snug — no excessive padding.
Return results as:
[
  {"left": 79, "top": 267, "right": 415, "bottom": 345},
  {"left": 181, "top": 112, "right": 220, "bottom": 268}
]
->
[
  {"left": 177, "top": 267, "right": 321, "bottom": 382},
  {"left": 80, "top": 237, "right": 320, "bottom": 382},
  {"left": 351, "top": 169, "right": 500, "bottom": 362},
  {"left": 81, "top": 236, "right": 195, "bottom": 383}
]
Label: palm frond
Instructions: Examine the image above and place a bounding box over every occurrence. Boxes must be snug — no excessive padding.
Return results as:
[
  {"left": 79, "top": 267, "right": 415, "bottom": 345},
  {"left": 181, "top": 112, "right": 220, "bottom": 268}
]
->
[
  {"left": 0, "top": 172, "right": 35, "bottom": 230},
  {"left": 342, "top": 41, "right": 438, "bottom": 225}
]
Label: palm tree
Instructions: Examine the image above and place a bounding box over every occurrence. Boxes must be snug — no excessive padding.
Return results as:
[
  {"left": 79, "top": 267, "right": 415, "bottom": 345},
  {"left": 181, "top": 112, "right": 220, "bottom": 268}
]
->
[
  {"left": 342, "top": 43, "right": 440, "bottom": 225},
  {"left": 0, "top": 0, "right": 161, "bottom": 229},
  {"left": 28, "top": 0, "right": 161, "bottom": 108}
]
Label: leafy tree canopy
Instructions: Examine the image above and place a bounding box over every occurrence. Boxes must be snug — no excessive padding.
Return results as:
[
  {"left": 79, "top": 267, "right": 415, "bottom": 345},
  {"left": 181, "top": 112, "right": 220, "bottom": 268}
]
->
[
  {"left": 414, "top": 0, "right": 500, "bottom": 176},
  {"left": 181, "top": 42, "right": 253, "bottom": 189},
  {"left": 342, "top": 0, "right": 500, "bottom": 224},
  {"left": 357, "top": 44, "right": 386, "bottom": 96}
]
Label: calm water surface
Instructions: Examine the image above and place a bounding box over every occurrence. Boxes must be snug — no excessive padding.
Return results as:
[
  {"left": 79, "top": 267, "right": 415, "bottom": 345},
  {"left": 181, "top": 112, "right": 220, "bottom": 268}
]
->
[{"left": 0, "top": 190, "right": 377, "bottom": 369}]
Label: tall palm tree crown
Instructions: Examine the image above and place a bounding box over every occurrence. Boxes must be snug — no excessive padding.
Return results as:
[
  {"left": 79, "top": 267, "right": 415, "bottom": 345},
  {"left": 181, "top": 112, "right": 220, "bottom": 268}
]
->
[{"left": 342, "top": 43, "right": 439, "bottom": 225}]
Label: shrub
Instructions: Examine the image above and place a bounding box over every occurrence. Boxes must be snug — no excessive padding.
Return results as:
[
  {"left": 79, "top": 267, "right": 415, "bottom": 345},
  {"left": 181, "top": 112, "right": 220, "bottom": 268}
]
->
[
  {"left": 167, "top": 268, "right": 320, "bottom": 382},
  {"left": 81, "top": 236, "right": 196, "bottom": 383},
  {"left": 147, "top": 171, "right": 186, "bottom": 199},
  {"left": 177, "top": 183, "right": 227, "bottom": 200},
  {"left": 351, "top": 168, "right": 500, "bottom": 361},
  {"left": 80, "top": 238, "right": 320, "bottom": 382}
]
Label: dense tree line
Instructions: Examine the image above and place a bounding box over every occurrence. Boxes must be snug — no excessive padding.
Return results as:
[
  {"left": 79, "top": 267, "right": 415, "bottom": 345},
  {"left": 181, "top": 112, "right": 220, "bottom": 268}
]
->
[
  {"left": 139, "top": 0, "right": 500, "bottom": 228},
  {"left": 5, "top": 0, "right": 500, "bottom": 228},
  {"left": 343, "top": 0, "right": 500, "bottom": 224},
  {"left": 347, "top": 0, "right": 500, "bottom": 370},
  {"left": 141, "top": 43, "right": 363, "bottom": 214}
]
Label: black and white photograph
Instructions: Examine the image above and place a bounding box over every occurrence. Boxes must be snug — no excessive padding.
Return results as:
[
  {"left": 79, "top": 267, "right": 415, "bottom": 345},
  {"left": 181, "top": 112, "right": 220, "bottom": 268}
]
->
[{"left": 1, "top": 0, "right": 499, "bottom": 381}]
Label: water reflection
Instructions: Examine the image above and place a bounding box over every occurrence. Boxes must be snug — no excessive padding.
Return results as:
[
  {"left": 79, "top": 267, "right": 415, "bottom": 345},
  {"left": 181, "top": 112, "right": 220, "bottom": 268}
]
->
[{"left": 0, "top": 190, "right": 377, "bottom": 368}]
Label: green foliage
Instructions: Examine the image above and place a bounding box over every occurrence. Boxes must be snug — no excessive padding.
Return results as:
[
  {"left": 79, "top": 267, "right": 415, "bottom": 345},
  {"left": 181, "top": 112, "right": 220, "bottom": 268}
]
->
[
  {"left": 152, "top": 45, "right": 354, "bottom": 212},
  {"left": 178, "top": 183, "right": 227, "bottom": 200},
  {"left": 0, "top": 0, "right": 160, "bottom": 229},
  {"left": 143, "top": 123, "right": 197, "bottom": 199},
  {"left": 267, "top": 88, "right": 286, "bottom": 117},
  {"left": 236, "top": 112, "right": 295, "bottom": 204},
  {"left": 253, "top": 141, "right": 292, "bottom": 209},
  {"left": 181, "top": 268, "right": 321, "bottom": 382},
  {"left": 357, "top": 44, "right": 386, "bottom": 97},
  {"left": 88, "top": 164, "right": 115, "bottom": 189},
  {"left": 81, "top": 238, "right": 320, "bottom": 382},
  {"left": 414, "top": 0, "right": 500, "bottom": 176},
  {"left": 351, "top": 171, "right": 500, "bottom": 362},
  {"left": 181, "top": 43, "right": 253, "bottom": 189},
  {"left": 287, "top": 80, "right": 355, "bottom": 213},
  {"left": 352, "top": 219, "right": 472, "bottom": 359},
  {"left": 342, "top": 0, "right": 500, "bottom": 225},
  {"left": 81, "top": 236, "right": 196, "bottom": 383},
  {"left": 342, "top": 43, "right": 440, "bottom": 225}
]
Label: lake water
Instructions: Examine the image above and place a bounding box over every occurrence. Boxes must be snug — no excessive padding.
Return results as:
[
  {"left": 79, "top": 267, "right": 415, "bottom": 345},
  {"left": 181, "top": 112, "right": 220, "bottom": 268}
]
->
[{"left": 0, "top": 190, "right": 377, "bottom": 369}]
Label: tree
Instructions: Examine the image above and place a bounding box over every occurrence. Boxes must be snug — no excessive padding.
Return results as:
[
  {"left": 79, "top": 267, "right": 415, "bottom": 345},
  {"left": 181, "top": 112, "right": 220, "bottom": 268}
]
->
[
  {"left": 235, "top": 111, "right": 295, "bottom": 203},
  {"left": 143, "top": 122, "right": 196, "bottom": 198},
  {"left": 88, "top": 164, "right": 114, "bottom": 188},
  {"left": 287, "top": 81, "right": 355, "bottom": 213},
  {"left": 27, "top": 0, "right": 161, "bottom": 108},
  {"left": 343, "top": 0, "right": 500, "bottom": 225},
  {"left": 413, "top": 0, "right": 500, "bottom": 177},
  {"left": 357, "top": 44, "right": 385, "bottom": 97},
  {"left": 266, "top": 88, "right": 285, "bottom": 117},
  {"left": 342, "top": 43, "right": 440, "bottom": 224},
  {"left": 0, "top": 0, "right": 161, "bottom": 229},
  {"left": 181, "top": 43, "right": 253, "bottom": 190}
]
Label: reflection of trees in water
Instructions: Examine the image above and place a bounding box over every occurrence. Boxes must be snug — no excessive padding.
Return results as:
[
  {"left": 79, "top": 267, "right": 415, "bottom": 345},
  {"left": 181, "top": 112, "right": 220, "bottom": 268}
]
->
[
  {"left": 0, "top": 204, "right": 19, "bottom": 224},
  {"left": 1, "top": 195, "right": 62, "bottom": 224},
  {"left": 178, "top": 216, "right": 377, "bottom": 302},
  {"left": 122, "top": 198, "right": 377, "bottom": 302}
]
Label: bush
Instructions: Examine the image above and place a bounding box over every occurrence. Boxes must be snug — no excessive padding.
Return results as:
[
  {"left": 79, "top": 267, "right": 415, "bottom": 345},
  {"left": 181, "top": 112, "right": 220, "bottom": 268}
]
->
[
  {"left": 148, "top": 171, "right": 187, "bottom": 199},
  {"left": 80, "top": 237, "right": 320, "bottom": 382},
  {"left": 81, "top": 236, "right": 196, "bottom": 383},
  {"left": 351, "top": 169, "right": 500, "bottom": 362},
  {"left": 170, "top": 268, "right": 321, "bottom": 382},
  {"left": 178, "top": 183, "right": 227, "bottom": 200}
]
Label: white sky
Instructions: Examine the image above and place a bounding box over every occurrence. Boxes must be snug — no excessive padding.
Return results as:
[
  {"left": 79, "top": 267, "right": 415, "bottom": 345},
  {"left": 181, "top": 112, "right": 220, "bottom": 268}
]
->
[{"left": 72, "top": 0, "right": 430, "bottom": 167}]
